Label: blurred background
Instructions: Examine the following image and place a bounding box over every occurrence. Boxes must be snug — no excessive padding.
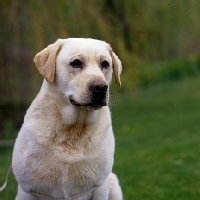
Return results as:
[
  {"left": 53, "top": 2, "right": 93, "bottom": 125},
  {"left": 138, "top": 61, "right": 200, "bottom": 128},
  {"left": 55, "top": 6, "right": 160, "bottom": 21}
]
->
[{"left": 1, "top": 0, "right": 200, "bottom": 199}]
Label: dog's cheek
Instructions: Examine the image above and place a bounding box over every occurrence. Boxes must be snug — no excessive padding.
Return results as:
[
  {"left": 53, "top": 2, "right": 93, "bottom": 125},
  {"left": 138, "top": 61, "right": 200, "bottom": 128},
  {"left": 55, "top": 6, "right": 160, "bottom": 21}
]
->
[{"left": 54, "top": 70, "right": 72, "bottom": 97}]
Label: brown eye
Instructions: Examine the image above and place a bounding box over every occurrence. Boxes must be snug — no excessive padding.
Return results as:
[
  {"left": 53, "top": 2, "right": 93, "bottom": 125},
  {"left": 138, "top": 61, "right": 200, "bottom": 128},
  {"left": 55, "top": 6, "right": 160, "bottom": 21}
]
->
[
  {"left": 101, "top": 61, "right": 109, "bottom": 69},
  {"left": 70, "top": 59, "right": 83, "bottom": 68}
]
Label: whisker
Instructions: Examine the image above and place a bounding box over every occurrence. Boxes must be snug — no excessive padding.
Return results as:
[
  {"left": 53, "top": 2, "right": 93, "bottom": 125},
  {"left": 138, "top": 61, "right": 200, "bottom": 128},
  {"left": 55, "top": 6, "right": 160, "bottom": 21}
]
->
[{"left": 109, "top": 91, "right": 119, "bottom": 107}]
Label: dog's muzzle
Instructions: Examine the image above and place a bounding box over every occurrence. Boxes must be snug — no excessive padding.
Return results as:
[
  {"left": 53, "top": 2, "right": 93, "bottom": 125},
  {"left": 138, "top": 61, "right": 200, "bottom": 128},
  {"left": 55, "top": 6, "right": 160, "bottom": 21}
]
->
[{"left": 69, "top": 80, "right": 108, "bottom": 109}]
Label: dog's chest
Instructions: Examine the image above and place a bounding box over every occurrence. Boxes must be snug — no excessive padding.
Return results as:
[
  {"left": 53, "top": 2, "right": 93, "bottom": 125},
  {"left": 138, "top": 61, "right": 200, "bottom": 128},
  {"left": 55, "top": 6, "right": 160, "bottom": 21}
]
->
[
  {"left": 67, "top": 156, "right": 110, "bottom": 187},
  {"left": 26, "top": 151, "right": 111, "bottom": 197}
]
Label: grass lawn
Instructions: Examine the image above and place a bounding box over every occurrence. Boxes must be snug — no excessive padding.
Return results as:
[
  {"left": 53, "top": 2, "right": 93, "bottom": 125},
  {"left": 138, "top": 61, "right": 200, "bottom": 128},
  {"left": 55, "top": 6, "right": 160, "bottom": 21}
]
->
[
  {"left": 112, "top": 75, "right": 200, "bottom": 199},
  {"left": 1, "top": 75, "right": 200, "bottom": 199}
]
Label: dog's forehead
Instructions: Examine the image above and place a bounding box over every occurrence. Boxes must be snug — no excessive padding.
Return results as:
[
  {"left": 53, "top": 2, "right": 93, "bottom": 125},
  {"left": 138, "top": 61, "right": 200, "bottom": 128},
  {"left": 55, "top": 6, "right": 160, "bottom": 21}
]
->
[{"left": 60, "top": 38, "right": 111, "bottom": 58}]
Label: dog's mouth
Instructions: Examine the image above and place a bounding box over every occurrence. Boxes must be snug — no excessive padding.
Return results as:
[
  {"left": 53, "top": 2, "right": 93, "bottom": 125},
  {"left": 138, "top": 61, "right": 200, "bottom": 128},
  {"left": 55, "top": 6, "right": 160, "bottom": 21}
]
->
[
  {"left": 70, "top": 99, "right": 107, "bottom": 110},
  {"left": 70, "top": 99, "right": 81, "bottom": 106}
]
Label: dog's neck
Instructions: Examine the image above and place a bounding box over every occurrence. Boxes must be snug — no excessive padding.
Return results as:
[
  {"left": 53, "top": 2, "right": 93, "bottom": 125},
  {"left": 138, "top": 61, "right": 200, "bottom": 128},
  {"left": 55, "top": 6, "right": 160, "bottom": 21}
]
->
[{"left": 32, "top": 81, "right": 109, "bottom": 153}]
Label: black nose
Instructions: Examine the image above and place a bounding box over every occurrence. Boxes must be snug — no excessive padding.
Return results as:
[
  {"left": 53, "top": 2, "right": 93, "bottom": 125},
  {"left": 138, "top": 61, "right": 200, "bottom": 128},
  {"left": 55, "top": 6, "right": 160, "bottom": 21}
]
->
[{"left": 90, "top": 80, "right": 108, "bottom": 94}]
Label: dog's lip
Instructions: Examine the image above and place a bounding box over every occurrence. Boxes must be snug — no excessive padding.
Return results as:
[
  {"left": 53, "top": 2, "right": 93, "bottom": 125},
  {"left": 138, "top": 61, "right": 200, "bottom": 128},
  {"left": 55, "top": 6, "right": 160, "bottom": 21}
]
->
[
  {"left": 70, "top": 99, "right": 107, "bottom": 108},
  {"left": 70, "top": 99, "right": 81, "bottom": 106}
]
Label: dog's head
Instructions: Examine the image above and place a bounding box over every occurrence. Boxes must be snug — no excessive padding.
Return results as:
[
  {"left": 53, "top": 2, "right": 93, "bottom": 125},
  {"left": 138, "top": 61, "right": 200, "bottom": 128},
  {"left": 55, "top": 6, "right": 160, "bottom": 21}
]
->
[{"left": 34, "top": 38, "right": 122, "bottom": 110}]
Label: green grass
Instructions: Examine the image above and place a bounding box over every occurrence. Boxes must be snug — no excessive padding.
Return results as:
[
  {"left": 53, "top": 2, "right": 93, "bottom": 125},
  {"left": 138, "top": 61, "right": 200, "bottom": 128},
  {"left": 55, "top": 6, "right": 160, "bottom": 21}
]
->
[
  {"left": 0, "top": 147, "right": 17, "bottom": 199},
  {"left": 1, "top": 75, "right": 200, "bottom": 199},
  {"left": 112, "top": 75, "right": 200, "bottom": 199}
]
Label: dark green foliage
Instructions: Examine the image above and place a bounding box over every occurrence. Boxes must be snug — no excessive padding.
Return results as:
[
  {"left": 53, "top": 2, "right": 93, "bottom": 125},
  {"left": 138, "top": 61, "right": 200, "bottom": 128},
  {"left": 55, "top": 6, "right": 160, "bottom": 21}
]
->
[
  {"left": 0, "top": 0, "right": 200, "bottom": 103},
  {"left": 136, "top": 59, "right": 200, "bottom": 87},
  {"left": 0, "top": 104, "right": 27, "bottom": 139},
  {"left": 2, "top": 121, "right": 16, "bottom": 139}
]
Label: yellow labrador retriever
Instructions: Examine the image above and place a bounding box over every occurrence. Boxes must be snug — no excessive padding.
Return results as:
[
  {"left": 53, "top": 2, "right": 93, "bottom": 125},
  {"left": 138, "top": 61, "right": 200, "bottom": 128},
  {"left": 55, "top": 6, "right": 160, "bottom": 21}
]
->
[{"left": 12, "top": 38, "right": 123, "bottom": 200}]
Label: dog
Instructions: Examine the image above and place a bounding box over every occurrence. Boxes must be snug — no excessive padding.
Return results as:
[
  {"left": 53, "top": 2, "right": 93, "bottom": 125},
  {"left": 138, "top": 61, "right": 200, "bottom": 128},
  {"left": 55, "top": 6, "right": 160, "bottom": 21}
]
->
[{"left": 12, "top": 38, "right": 123, "bottom": 200}]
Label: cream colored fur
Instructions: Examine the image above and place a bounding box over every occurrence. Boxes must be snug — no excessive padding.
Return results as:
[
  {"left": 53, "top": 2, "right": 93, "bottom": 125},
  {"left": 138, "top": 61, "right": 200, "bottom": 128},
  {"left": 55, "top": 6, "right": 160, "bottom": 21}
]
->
[{"left": 12, "top": 38, "right": 123, "bottom": 200}]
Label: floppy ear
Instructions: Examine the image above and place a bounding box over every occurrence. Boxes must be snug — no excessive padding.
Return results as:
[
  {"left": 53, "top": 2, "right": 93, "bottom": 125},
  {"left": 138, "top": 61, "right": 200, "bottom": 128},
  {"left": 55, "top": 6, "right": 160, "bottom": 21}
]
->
[
  {"left": 110, "top": 50, "right": 122, "bottom": 87},
  {"left": 33, "top": 41, "right": 63, "bottom": 84}
]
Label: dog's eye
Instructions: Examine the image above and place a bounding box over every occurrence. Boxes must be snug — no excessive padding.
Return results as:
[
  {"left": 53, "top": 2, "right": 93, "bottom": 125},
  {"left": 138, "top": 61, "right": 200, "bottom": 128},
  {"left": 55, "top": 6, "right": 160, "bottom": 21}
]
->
[
  {"left": 101, "top": 61, "right": 109, "bottom": 69},
  {"left": 70, "top": 59, "right": 83, "bottom": 68}
]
